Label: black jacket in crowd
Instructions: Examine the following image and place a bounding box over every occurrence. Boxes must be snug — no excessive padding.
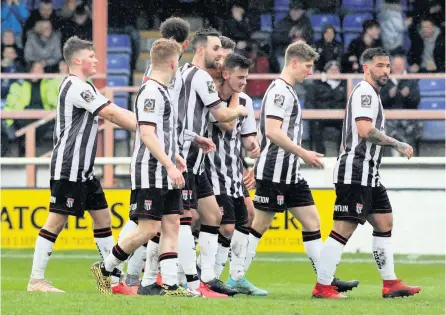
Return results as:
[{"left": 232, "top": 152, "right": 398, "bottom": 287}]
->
[
  {"left": 222, "top": 17, "right": 252, "bottom": 42},
  {"left": 305, "top": 79, "right": 347, "bottom": 110},
  {"left": 313, "top": 38, "right": 343, "bottom": 72},
  {"left": 380, "top": 78, "right": 421, "bottom": 110},
  {"left": 342, "top": 35, "right": 383, "bottom": 73},
  {"left": 272, "top": 14, "right": 314, "bottom": 54},
  {"left": 407, "top": 30, "right": 445, "bottom": 72}
]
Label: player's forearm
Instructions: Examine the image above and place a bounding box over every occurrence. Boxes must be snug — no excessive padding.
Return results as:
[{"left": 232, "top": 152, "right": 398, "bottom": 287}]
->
[
  {"left": 141, "top": 133, "right": 175, "bottom": 169},
  {"left": 110, "top": 107, "right": 137, "bottom": 133},
  {"left": 213, "top": 107, "right": 239, "bottom": 123},
  {"left": 363, "top": 127, "right": 408, "bottom": 150},
  {"left": 266, "top": 128, "right": 305, "bottom": 157}
]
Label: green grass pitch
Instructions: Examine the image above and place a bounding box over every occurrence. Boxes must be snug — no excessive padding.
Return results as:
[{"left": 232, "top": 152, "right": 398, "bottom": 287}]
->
[{"left": 1, "top": 250, "right": 444, "bottom": 315}]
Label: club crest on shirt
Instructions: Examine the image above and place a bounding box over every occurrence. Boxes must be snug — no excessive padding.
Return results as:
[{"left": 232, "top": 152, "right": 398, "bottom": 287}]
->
[
  {"left": 361, "top": 95, "right": 371, "bottom": 108},
  {"left": 144, "top": 99, "right": 156, "bottom": 112},
  {"left": 274, "top": 94, "right": 285, "bottom": 107},
  {"left": 207, "top": 81, "right": 216, "bottom": 94},
  {"left": 80, "top": 90, "right": 95, "bottom": 103}
]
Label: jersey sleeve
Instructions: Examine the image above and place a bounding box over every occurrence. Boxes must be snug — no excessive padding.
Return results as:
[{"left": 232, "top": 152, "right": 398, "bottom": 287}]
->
[
  {"left": 193, "top": 70, "right": 222, "bottom": 109},
  {"left": 71, "top": 82, "right": 110, "bottom": 115},
  {"left": 241, "top": 97, "right": 257, "bottom": 137},
  {"left": 136, "top": 87, "right": 163, "bottom": 126},
  {"left": 264, "top": 86, "right": 292, "bottom": 121},
  {"left": 352, "top": 87, "right": 378, "bottom": 122}
]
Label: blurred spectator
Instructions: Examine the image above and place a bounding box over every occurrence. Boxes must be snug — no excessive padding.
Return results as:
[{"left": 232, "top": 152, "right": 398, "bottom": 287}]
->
[
  {"left": 2, "top": 29, "right": 24, "bottom": 63},
  {"left": 24, "top": 20, "right": 62, "bottom": 72},
  {"left": 22, "top": 0, "right": 62, "bottom": 45},
  {"left": 222, "top": 4, "right": 252, "bottom": 52},
  {"left": 410, "top": 0, "right": 445, "bottom": 33},
  {"left": 272, "top": 0, "right": 314, "bottom": 69},
  {"left": 342, "top": 19, "right": 382, "bottom": 73},
  {"left": 1, "top": 0, "right": 30, "bottom": 36},
  {"left": 306, "top": 61, "right": 346, "bottom": 155},
  {"left": 407, "top": 17, "right": 445, "bottom": 73},
  {"left": 58, "top": 0, "right": 81, "bottom": 18},
  {"left": 4, "top": 61, "right": 57, "bottom": 156},
  {"left": 1, "top": 45, "right": 24, "bottom": 108},
  {"left": 313, "top": 24, "right": 343, "bottom": 72},
  {"left": 60, "top": 5, "right": 92, "bottom": 44},
  {"left": 380, "top": 54, "right": 421, "bottom": 154},
  {"left": 379, "top": 0, "right": 412, "bottom": 53}
]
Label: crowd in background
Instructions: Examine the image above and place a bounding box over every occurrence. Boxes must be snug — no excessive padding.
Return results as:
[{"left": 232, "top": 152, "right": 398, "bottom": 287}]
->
[{"left": 1, "top": 0, "right": 445, "bottom": 157}]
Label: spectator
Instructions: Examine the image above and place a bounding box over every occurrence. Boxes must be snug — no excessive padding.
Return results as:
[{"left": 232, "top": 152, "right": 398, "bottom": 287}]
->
[
  {"left": 380, "top": 54, "right": 421, "bottom": 155},
  {"left": 24, "top": 20, "right": 62, "bottom": 72},
  {"left": 305, "top": 60, "right": 346, "bottom": 155},
  {"left": 342, "top": 19, "right": 382, "bottom": 73},
  {"left": 22, "top": 0, "right": 61, "bottom": 45},
  {"left": 4, "top": 61, "right": 57, "bottom": 156},
  {"left": 313, "top": 24, "right": 343, "bottom": 72},
  {"left": 58, "top": 0, "right": 81, "bottom": 18},
  {"left": 1, "top": 45, "right": 24, "bottom": 108},
  {"left": 222, "top": 4, "right": 252, "bottom": 52},
  {"left": 2, "top": 29, "right": 24, "bottom": 63},
  {"left": 407, "top": 17, "right": 445, "bottom": 73},
  {"left": 410, "top": 0, "right": 445, "bottom": 33},
  {"left": 1, "top": 0, "right": 30, "bottom": 36},
  {"left": 60, "top": 5, "right": 92, "bottom": 44},
  {"left": 379, "top": 0, "right": 412, "bottom": 53},
  {"left": 272, "top": 0, "right": 314, "bottom": 69}
]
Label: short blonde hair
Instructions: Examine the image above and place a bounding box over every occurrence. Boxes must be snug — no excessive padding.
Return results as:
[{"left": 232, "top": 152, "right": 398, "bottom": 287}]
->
[
  {"left": 285, "top": 40, "right": 319, "bottom": 65},
  {"left": 150, "top": 38, "right": 182, "bottom": 69}
]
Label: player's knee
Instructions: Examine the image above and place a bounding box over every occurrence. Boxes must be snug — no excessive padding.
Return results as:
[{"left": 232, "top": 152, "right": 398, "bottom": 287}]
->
[
  {"left": 300, "top": 215, "right": 320, "bottom": 231},
  {"left": 333, "top": 220, "right": 357, "bottom": 239},
  {"left": 43, "top": 213, "right": 68, "bottom": 234},
  {"left": 220, "top": 224, "right": 235, "bottom": 238},
  {"left": 90, "top": 209, "right": 111, "bottom": 229}
]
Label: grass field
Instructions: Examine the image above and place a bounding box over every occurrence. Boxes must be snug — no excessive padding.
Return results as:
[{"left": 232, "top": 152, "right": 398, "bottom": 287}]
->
[{"left": 1, "top": 249, "right": 444, "bottom": 315}]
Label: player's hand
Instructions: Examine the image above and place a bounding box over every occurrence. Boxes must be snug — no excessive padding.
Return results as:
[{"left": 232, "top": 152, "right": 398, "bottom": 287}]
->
[
  {"left": 194, "top": 135, "right": 216, "bottom": 153},
  {"left": 243, "top": 168, "right": 256, "bottom": 190},
  {"left": 167, "top": 164, "right": 185, "bottom": 189},
  {"left": 248, "top": 140, "right": 260, "bottom": 159},
  {"left": 236, "top": 105, "right": 248, "bottom": 118},
  {"left": 395, "top": 142, "right": 413, "bottom": 159},
  {"left": 301, "top": 150, "right": 324, "bottom": 168},
  {"left": 175, "top": 154, "right": 187, "bottom": 173}
]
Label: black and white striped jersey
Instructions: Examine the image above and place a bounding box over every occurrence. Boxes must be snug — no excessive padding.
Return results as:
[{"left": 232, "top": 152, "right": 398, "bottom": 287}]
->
[
  {"left": 50, "top": 75, "right": 110, "bottom": 182},
  {"left": 334, "top": 80, "right": 386, "bottom": 187},
  {"left": 131, "top": 78, "right": 177, "bottom": 190},
  {"left": 205, "top": 92, "right": 257, "bottom": 197},
  {"left": 181, "top": 65, "right": 222, "bottom": 174},
  {"left": 254, "top": 78, "right": 303, "bottom": 184},
  {"left": 142, "top": 62, "right": 193, "bottom": 154}
]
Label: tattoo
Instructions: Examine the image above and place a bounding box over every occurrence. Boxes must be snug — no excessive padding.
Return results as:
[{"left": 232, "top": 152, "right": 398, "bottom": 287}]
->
[{"left": 364, "top": 128, "right": 407, "bottom": 150}]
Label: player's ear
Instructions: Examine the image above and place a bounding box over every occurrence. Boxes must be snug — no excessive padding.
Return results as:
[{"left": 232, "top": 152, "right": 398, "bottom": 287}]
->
[
  {"left": 362, "top": 63, "right": 368, "bottom": 73},
  {"left": 170, "top": 59, "right": 175, "bottom": 70},
  {"left": 222, "top": 69, "right": 230, "bottom": 80},
  {"left": 182, "top": 40, "right": 189, "bottom": 51}
]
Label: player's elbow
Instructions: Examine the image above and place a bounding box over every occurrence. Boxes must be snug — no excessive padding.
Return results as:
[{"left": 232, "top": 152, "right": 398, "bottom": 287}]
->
[
  {"left": 265, "top": 127, "right": 275, "bottom": 141},
  {"left": 356, "top": 121, "right": 372, "bottom": 138}
]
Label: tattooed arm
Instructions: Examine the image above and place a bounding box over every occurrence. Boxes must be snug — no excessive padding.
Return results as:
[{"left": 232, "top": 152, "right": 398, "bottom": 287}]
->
[{"left": 356, "top": 120, "right": 413, "bottom": 159}]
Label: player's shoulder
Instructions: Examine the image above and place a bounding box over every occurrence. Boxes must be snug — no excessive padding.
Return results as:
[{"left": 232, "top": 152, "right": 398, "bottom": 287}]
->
[
  {"left": 239, "top": 92, "right": 253, "bottom": 105},
  {"left": 352, "top": 80, "right": 379, "bottom": 107},
  {"left": 68, "top": 75, "right": 94, "bottom": 91},
  {"left": 140, "top": 79, "right": 164, "bottom": 97}
]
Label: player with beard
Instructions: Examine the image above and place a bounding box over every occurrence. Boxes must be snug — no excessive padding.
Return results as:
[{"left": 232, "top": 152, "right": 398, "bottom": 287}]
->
[
  {"left": 313, "top": 47, "right": 420, "bottom": 299},
  {"left": 180, "top": 28, "right": 248, "bottom": 296}
]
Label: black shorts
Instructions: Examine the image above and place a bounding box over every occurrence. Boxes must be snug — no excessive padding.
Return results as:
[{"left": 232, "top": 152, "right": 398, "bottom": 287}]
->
[
  {"left": 216, "top": 195, "right": 248, "bottom": 226},
  {"left": 130, "top": 188, "right": 183, "bottom": 221},
  {"left": 253, "top": 179, "right": 314, "bottom": 212},
  {"left": 333, "top": 184, "right": 392, "bottom": 225},
  {"left": 182, "top": 169, "right": 214, "bottom": 210},
  {"left": 49, "top": 177, "right": 108, "bottom": 217},
  {"left": 242, "top": 183, "right": 250, "bottom": 198}
]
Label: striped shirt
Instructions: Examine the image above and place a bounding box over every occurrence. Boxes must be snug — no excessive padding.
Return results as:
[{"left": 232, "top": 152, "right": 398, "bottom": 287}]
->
[
  {"left": 334, "top": 80, "right": 386, "bottom": 187},
  {"left": 205, "top": 92, "right": 257, "bottom": 197},
  {"left": 131, "top": 78, "right": 177, "bottom": 190},
  {"left": 50, "top": 75, "right": 110, "bottom": 182},
  {"left": 143, "top": 62, "right": 193, "bottom": 154},
  {"left": 181, "top": 65, "right": 222, "bottom": 174},
  {"left": 254, "top": 78, "right": 303, "bottom": 184}
]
